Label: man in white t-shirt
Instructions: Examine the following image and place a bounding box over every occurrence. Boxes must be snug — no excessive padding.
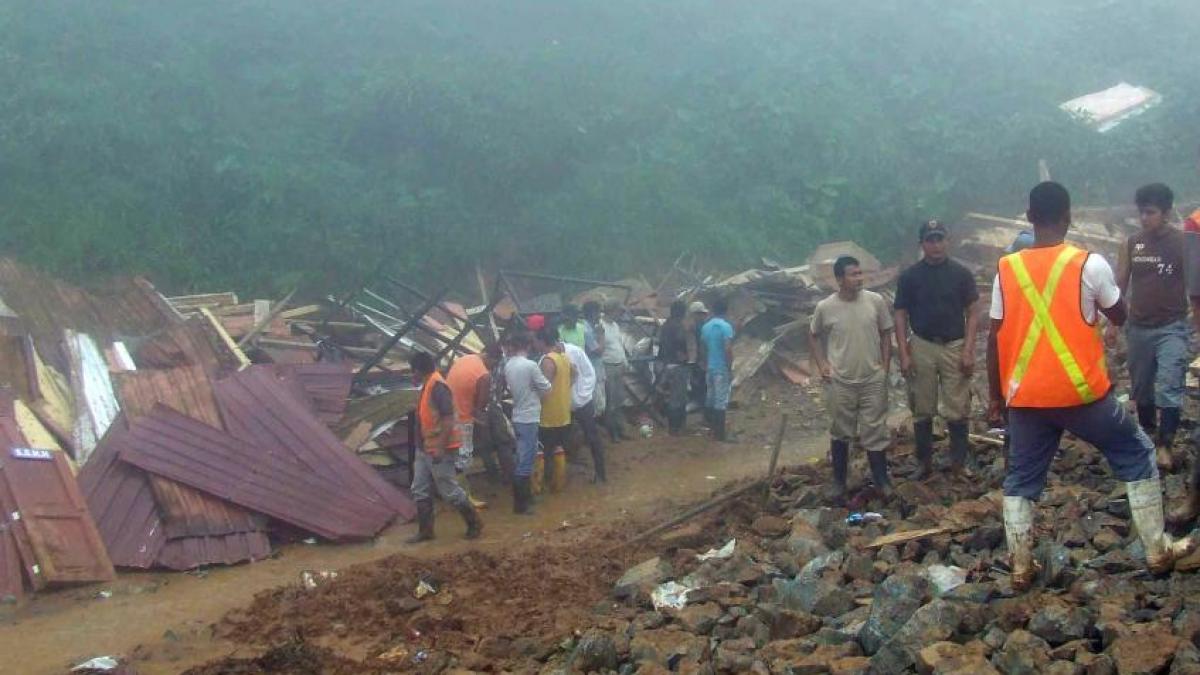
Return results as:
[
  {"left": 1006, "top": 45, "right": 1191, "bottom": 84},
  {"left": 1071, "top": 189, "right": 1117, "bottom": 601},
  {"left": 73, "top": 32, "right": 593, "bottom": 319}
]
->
[
  {"left": 562, "top": 340, "right": 607, "bottom": 482},
  {"left": 986, "top": 181, "right": 1192, "bottom": 591}
]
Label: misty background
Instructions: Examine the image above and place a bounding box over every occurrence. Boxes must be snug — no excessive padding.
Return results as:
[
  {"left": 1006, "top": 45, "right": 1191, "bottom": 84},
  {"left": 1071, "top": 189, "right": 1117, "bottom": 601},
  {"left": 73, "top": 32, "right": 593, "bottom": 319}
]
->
[{"left": 0, "top": 0, "right": 1196, "bottom": 296}]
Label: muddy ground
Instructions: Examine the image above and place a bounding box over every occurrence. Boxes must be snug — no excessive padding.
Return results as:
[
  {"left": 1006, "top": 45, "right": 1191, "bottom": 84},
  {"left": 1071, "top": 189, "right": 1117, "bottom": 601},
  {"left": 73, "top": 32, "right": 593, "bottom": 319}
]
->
[{"left": 0, "top": 381, "right": 829, "bottom": 674}]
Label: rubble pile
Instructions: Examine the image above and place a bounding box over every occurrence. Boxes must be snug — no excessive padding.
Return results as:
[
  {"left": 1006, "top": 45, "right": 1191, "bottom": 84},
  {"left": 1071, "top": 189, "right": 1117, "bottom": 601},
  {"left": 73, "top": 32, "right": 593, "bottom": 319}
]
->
[
  {"left": 186, "top": 430, "right": 1200, "bottom": 674},
  {"left": 567, "top": 437, "right": 1200, "bottom": 674}
]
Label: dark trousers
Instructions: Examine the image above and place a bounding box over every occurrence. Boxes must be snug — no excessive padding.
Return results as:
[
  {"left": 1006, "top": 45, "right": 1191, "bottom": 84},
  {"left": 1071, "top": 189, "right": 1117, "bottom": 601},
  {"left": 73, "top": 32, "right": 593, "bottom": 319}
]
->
[
  {"left": 573, "top": 400, "right": 607, "bottom": 479},
  {"left": 1004, "top": 392, "right": 1156, "bottom": 500}
]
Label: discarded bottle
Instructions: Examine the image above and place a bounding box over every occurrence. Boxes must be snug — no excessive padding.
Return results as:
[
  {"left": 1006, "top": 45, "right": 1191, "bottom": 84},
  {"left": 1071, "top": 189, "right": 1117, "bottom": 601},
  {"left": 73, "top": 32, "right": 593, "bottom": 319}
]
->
[{"left": 846, "top": 512, "right": 884, "bottom": 525}]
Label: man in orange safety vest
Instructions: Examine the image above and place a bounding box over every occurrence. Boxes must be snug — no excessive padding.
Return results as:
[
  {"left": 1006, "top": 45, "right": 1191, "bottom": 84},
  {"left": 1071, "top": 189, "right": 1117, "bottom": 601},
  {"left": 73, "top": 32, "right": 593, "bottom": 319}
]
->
[{"left": 986, "top": 181, "right": 1192, "bottom": 591}]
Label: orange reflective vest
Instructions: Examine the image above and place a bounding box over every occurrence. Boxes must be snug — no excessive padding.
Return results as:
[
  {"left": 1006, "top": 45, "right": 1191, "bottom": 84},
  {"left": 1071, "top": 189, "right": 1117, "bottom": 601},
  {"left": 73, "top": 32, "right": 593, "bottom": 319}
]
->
[
  {"left": 996, "top": 244, "right": 1110, "bottom": 408},
  {"left": 418, "top": 371, "right": 462, "bottom": 456}
]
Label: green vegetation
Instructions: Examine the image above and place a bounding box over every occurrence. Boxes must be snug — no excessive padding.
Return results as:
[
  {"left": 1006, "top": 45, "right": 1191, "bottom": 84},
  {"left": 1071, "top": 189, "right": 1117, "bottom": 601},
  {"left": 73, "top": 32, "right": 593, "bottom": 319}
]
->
[{"left": 0, "top": 1, "right": 1196, "bottom": 296}]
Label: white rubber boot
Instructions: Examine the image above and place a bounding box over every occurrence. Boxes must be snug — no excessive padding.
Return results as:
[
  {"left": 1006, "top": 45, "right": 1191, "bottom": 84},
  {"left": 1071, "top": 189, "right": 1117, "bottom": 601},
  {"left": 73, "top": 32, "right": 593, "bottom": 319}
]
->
[
  {"left": 1003, "top": 496, "right": 1039, "bottom": 592},
  {"left": 1127, "top": 478, "right": 1195, "bottom": 575}
]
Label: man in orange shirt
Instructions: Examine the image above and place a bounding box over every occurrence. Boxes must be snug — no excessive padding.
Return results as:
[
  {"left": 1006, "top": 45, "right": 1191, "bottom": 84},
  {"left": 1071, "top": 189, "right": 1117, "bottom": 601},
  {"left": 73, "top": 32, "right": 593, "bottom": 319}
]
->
[
  {"left": 445, "top": 344, "right": 510, "bottom": 482},
  {"left": 406, "top": 352, "right": 483, "bottom": 543},
  {"left": 987, "top": 182, "right": 1190, "bottom": 590}
]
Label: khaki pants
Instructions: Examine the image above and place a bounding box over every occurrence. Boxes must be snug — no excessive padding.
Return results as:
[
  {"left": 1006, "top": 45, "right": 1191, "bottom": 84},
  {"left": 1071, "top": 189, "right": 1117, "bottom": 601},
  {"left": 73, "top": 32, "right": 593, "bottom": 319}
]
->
[
  {"left": 908, "top": 335, "right": 971, "bottom": 423},
  {"left": 827, "top": 373, "right": 890, "bottom": 453}
]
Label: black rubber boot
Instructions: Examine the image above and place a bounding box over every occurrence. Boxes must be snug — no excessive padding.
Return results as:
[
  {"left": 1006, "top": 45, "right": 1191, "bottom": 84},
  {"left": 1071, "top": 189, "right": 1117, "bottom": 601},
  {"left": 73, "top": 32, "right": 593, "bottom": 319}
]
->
[
  {"left": 590, "top": 443, "right": 608, "bottom": 483},
  {"left": 948, "top": 420, "right": 972, "bottom": 471},
  {"left": 912, "top": 419, "right": 934, "bottom": 480},
  {"left": 512, "top": 478, "right": 533, "bottom": 515},
  {"left": 1159, "top": 407, "right": 1182, "bottom": 447},
  {"left": 405, "top": 500, "right": 435, "bottom": 543},
  {"left": 714, "top": 410, "right": 728, "bottom": 442},
  {"left": 867, "top": 451, "right": 893, "bottom": 496},
  {"left": 1138, "top": 404, "right": 1158, "bottom": 434},
  {"left": 456, "top": 502, "right": 483, "bottom": 539},
  {"left": 830, "top": 439, "right": 849, "bottom": 502}
]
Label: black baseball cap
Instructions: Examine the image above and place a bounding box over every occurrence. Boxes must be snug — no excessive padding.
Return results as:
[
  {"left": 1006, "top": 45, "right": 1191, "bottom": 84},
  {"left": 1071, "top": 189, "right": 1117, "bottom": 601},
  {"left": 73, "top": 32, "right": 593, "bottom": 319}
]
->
[{"left": 919, "top": 220, "right": 948, "bottom": 241}]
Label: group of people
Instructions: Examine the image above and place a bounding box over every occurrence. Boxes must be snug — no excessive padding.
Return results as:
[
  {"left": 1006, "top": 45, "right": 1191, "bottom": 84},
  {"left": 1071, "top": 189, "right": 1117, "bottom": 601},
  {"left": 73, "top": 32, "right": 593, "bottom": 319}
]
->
[
  {"left": 404, "top": 301, "right": 636, "bottom": 541},
  {"left": 808, "top": 180, "right": 1200, "bottom": 589},
  {"left": 656, "top": 297, "right": 737, "bottom": 440}
]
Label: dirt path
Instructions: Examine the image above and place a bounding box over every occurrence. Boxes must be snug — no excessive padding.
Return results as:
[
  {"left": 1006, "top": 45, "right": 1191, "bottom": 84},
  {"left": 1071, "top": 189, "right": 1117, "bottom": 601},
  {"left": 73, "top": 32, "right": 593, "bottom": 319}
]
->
[{"left": 0, "top": 412, "right": 826, "bottom": 675}]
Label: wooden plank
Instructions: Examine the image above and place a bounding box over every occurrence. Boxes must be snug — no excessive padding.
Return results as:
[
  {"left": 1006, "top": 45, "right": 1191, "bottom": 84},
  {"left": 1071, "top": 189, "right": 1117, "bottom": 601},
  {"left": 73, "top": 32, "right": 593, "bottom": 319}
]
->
[
  {"left": 865, "top": 527, "right": 948, "bottom": 549},
  {"left": 0, "top": 449, "right": 115, "bottom": 584},
  {"left": 279, "top": 304, "right": 321, "bottom": 320},
  {"left": 167, "top": 292, "right": 239, "bottom": 310},
  {"left": 197, "top": 308, "right": 251, "bottom": 371},
  {"left": 238, "top": 287, "right": 298, "bottom": 348}
]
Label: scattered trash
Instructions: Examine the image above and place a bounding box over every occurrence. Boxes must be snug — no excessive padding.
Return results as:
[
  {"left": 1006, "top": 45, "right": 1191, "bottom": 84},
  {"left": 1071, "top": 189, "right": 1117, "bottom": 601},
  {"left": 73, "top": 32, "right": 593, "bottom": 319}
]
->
[
  {"left": 300, "top": 570, "right": 339, "bottom": 589},
  {"left": 377, "top": 645, "right": 410, "bottom": 663},
  {"left": 95, "top": 590, "right": 113, "bottom": 599},
  {"left": 302, "top": 538, "right": 318, "bottom": 545},
  {"left": 71, "top": 656, "right": 120, "bottom": 672},
  {"left": 651, "top": 581, "right": 694, "bottom": 610},
  {"left": 639, "top": 423, "right": 653, "bottom": 438},
  {"left": 924, "top": 564, "right": 968, "bottom": 596},
  {"left": 846, "top": 512, "right": 884, "bottom": 525},
  {"left": 414, "top": 579, "right": 438, "bottom": 598},
  {"left": 705, "top": 475, "right": 717, "bottom": 481},
  {"left": 697, "top": 539, "right": 737, "bottom": 561},
  {"left": 413, "top": 650, "right": 430, "bottom": 664}
]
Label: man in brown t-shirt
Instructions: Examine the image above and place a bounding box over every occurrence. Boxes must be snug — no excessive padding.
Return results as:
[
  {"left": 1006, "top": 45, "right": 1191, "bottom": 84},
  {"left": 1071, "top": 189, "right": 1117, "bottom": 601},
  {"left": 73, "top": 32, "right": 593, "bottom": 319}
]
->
[{"left": 1110, "top": 183, "right": 1189, "bottom": 470}]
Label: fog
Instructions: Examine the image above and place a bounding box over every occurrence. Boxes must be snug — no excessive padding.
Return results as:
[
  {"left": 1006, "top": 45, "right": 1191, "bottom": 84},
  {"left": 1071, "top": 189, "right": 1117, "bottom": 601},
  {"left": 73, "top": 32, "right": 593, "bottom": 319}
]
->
[{"left": 0, "top": 1, "right": 1196, "bottom": 294}]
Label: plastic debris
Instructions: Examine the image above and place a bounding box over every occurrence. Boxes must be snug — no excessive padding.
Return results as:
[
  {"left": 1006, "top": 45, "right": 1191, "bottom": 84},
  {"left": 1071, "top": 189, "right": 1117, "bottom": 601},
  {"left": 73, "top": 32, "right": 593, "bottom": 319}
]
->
[
  {"left": 71, "top": 656, "right": 120, "bottom": 672},
  {"left": 95, "top": 590, "right": 113, "bottom": 599},
  {"left": 414, "top": 579, "right": 438, "bottom": 598},
  {"left": 651, "top": 581, "right": 693, "bottom": 610},
  {"left": 697, "top": 538, "right": 737, "bottom": 561},
  {"left": 413, "top": 650, "right": 430, "bottom": 664},
  {"left": 846, "top": 512, "right": 884, "bottom": 525},
  {"left": 300, "top": 570, "right": 339, "bottom": 589},
  {"left": 924, "top": 564, "right": 968, "bottom": 596}
]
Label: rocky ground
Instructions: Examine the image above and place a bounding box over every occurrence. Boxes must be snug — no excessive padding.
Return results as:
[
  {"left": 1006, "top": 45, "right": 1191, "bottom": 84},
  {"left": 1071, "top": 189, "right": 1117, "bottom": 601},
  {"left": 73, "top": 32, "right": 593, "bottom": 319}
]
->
[{"left": 182, "top": 416, "right": 1200, "bottom": 674}]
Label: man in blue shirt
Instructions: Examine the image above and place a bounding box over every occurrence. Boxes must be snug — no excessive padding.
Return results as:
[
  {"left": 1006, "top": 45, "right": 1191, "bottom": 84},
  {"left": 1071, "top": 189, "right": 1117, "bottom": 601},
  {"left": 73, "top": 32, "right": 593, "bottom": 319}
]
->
[{"left": 700, "top": 297, "right": 735, "bottom": 441}]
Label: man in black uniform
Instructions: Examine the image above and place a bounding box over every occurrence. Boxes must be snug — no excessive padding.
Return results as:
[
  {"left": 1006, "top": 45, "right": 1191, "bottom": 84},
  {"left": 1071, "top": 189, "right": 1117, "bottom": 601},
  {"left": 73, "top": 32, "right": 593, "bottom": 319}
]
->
[{"left": 894, "top": 220, "right": 981, "bottom": 478}]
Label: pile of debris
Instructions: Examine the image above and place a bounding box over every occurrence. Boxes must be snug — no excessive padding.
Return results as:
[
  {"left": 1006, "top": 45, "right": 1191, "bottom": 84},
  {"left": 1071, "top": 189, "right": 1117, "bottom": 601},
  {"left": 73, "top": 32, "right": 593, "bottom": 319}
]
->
[
  {"left": 0, "top": 258, "right": 416, "bottom": 603},
  {"left": 185, "top": 426, "right": 1200, "bottom": 673}
]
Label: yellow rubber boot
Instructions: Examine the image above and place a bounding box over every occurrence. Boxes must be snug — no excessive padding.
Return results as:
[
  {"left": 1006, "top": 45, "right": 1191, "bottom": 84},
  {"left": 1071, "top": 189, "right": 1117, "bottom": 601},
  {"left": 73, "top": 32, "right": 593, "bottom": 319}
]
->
[
  {"left": 531, "top": 450, "right": 545, "bottom": 495},
  {"left": 550, "top": 447, "right": 568, "bottom": 493}
]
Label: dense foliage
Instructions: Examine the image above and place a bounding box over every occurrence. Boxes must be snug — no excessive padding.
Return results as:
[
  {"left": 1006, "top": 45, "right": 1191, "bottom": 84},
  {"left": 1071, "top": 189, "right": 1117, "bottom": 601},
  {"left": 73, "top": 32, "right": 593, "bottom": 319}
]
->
[{"left": 1, "top": 1, "right": 1197, "bottom": 296}]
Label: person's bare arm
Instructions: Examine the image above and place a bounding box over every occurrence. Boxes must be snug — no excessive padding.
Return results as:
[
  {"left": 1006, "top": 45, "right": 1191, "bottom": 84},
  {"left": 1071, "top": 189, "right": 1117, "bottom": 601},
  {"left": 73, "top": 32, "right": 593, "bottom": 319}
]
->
[
  {"left": 472, "top": 373, "right": 491, "bottom": 423},
  {"left": 1106, "top": 242, "right": 1132, "bottom": 345},
  {"left": 895, "top": 309, "right": 912, "bottom": 376},
  {"left": 880, "top": 329, "right": 893, "bottom": 376},
  {"left": 961, "top": 298, "right": 980, "bottom": 376},
  {"left": 809, "top": 327, "right": 830, "bottom": 381},
  {"left": 987, "top": 318, "right": 1004, "bottom": 425},
  {"left": 540, "top": 357, "right": 556, "bottom": 382}
]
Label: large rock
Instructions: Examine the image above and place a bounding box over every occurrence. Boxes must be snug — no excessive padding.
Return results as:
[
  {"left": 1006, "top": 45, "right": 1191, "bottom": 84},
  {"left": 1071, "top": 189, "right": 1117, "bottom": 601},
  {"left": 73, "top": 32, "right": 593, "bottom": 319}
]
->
[
  {"left": 1108, "top": 627, "right": 1180, "bottom": 675},
  {"left": 788, "top": 519, "right": 832, "bottom": 565},
  {"left": 761, "top": 640, "right": 861, "bottom": 674},
  {"left": 628, "top": 628, "right": 707, "bottom": 668},
  {"left": 769, "top": 608, "right": 823, "bottom": 640},
  {"left": 753, "top": 514, "right": 791, "bottom": 537},
  {"left": 774, "top": 576, "right": 856, "bottom": 618},
  {"left": 868, "top": 600, "right": 962, "bottom": 674},
  {"left": 859, "top": 574, "right": 933, "bottom": 655},
  {"left": 569, "top": 630, "right": 618, "bottom": 672},
  {"left": 1028, "top": 601, "right": 1095, "bottom": 646},
  {"left": 993, "top": 629, "right": 1052, "bottom": 675},
  {"left": 917, "top": 641, "right": 1000, "bottom": 675},
  {"left": 614, "top": 557, "right": 673, "bottom": 600},
  {"left": 674, "top": 602, "right": 721, "bottom": 635}
]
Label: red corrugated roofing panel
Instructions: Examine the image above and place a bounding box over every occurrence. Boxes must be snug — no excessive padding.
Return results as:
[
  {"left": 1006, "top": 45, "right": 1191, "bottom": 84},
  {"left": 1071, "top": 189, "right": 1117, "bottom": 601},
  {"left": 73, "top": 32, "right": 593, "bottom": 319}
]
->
[
  {"left": 214, "top": 366, "right": 413, "bottom": 520},
  {"left": 76, "top": 419, "right": 165, "bottom": 569},
  {"left": 110, "top": 367, "right": 271, "bottom": 568},
  {"left": 119, "top": 405, "right": 396, "bottom": 540}
]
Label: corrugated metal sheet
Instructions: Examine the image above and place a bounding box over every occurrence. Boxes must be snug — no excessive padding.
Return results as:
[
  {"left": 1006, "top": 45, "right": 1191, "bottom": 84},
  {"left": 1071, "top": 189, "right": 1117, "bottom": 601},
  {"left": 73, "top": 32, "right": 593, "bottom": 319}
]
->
[
  {"left": 76, "top": 419, "right": 165, "bottom": 569},
  {"left": 119, "top": 405, "right": 396, "bottom": 540},
  {"left": 0, "top": 520, "right": 24, "bottom": 602},
  {"left": 275, "top": 362, "right": 354, "bottom": 425},
  {"left": 215, "top": 366, "right": 414, "bottom": 520},
  {"left": 110, "top": 366, "right": 270, "bottom": 569}
]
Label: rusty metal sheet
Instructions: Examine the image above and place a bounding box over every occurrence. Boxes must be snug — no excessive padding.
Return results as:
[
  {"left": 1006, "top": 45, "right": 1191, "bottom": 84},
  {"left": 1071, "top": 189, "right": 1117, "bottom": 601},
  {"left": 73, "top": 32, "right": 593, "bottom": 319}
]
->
[
  {"left": 113, "top": 365, "right": 223, "bottom": 428},
  {"left": 76, "top": 418, "right": 165, "bottom": 569},
  {"left": 0, "top": 447, "right": 115, "bottom": 585},
  {"left": 119, "top": 405, "right": 396, "bottom": 540},
  {"left": 215, "top": 366, "right": 414, "bottom": 520},
  {"left": 157, "top": 531, "right": 272, "bottom": 571}
]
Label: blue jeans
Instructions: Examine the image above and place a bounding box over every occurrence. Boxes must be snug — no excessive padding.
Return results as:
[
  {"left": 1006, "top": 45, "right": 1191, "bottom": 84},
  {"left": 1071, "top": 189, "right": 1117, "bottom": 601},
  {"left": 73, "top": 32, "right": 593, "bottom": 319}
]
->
[
  {"left": 706, "top": 367, "right": 731, "bottom": 411},
  {"left": 1125, "top": 320, "right": 1189, "bottom": 409},
  {"left": 1004, "top": 392, "right": 1155, "bottom": 500},
  {"left": 513, "top": 422, "right": 540, "bottom": 478}
]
